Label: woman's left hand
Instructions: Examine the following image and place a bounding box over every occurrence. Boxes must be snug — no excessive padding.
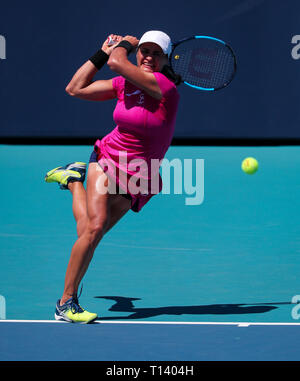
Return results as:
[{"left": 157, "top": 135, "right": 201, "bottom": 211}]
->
[{"left": 122, "top": 35, "right": 139, "bottom": 48}]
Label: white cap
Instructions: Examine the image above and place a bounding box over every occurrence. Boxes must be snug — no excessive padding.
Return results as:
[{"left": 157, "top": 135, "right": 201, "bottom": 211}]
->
[{"left": 138, "top": 31, "right": 172, "bottom": 56}]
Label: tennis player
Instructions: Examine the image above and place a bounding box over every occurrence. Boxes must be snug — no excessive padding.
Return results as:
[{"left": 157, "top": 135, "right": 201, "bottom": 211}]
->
[{"left": 45, "top": 31, "right": 180, "bottom": 323}]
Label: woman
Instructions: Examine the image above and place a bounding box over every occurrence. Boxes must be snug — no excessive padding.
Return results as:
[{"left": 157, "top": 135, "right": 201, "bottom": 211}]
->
[{"left": 45, "top": 31, "right": 180, "bottom": 323}]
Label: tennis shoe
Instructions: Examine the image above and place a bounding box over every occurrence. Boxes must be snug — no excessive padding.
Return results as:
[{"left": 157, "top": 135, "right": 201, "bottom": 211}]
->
[
  {"left": 45, "top": 162, "right": 86, "bottom": 190},
  {"left": 55, "top": 296, "right": 97, "bottom": 324}
]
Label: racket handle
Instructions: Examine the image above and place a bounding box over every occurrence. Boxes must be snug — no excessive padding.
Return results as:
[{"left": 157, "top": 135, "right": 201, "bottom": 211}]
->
[{"left": 107, "top": 36, "right": 117, "bottom": 46}]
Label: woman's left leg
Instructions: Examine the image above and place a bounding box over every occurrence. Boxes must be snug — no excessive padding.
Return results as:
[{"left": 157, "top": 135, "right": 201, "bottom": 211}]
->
[{"left": 68, "top": 182, "right": 88, "bottom": 238}]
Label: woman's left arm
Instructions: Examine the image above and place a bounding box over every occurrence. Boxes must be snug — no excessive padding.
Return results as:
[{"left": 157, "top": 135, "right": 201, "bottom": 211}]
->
[{"left": 107, "top": 36, "right": 163, "bottom": 100}]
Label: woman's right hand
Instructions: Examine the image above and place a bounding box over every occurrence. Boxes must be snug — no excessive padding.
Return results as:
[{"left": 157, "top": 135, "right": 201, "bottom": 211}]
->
[{"left": 101, "top": 34, "right": 123, "bottom": 55}]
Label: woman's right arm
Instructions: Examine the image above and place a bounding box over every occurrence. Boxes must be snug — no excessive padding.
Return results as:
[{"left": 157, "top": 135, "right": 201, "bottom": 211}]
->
[
  {"left": 65, "top": 61, "right": 116, "bottom": 101},
  {"left": 65, "top": 34, "right": 122, "bottom": 101}
]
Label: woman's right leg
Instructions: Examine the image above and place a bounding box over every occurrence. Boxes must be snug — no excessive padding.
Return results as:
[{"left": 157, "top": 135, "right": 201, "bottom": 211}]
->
[
  {"left": 60, "top": 163, "right": 111, "bottom": 305},
  {"left": 60, "top": 162, "right": 131, "bottom": 310}
]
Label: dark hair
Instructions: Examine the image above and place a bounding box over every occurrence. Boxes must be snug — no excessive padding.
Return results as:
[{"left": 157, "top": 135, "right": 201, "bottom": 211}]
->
[{"left": 161, "top": 65, "right": 182, "bottom": 86}]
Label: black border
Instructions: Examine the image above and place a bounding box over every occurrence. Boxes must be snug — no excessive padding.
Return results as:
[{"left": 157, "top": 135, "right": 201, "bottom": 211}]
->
[{"left": 1, "top": 360, "right": 299, "bottom": 377}]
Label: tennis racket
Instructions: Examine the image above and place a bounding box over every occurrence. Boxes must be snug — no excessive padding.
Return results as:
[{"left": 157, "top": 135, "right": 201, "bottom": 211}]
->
[
  {"left": 107, "top": 36, "right": 117, "bottom": 46},
  {"left": 170, "top": 35, "right": 237, "bottom": 91}
]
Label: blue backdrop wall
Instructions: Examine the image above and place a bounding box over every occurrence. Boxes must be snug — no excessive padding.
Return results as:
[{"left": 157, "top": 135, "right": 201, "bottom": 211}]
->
[{"left": 0, "top": 0, "right": 300, "bottom": 139}]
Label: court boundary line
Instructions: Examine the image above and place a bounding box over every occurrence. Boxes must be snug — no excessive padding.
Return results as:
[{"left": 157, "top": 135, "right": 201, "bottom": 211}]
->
[{"left": 1, "top": 320, "right": 300, "bottom": 327}]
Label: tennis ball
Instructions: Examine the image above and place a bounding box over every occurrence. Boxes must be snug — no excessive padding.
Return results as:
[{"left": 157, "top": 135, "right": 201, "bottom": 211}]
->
[{"left": 241, "top": 157, "right": 259, "bottom": 175}]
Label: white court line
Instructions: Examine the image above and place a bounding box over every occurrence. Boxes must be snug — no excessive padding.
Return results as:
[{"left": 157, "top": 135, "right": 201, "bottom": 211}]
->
[{"left": 0, "top": 320, "right": 300, "bottom": 326}]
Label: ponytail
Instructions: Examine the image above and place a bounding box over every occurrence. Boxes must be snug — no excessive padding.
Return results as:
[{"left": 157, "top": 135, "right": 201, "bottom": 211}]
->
[{"left": 161, "top": 65, "right": 182, "bottom": 86}]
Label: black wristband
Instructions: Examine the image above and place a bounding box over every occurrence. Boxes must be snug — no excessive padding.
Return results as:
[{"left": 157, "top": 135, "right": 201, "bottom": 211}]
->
[
  {"left": 89, "top": 49, "right": 109, "bottom": 70},
  {"left": 114, "top": 40, "right": 134, "bottom": 55}
]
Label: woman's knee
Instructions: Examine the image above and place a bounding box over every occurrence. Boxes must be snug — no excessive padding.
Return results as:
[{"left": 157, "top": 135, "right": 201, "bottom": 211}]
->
[{"left": 85, "top": 217, "right": 110, "bottom": 245}]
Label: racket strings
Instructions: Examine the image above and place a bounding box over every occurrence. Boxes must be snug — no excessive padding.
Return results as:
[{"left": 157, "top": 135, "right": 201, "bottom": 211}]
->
[{"left": 171, "top": 38, "right": 236, "bottom": 90}]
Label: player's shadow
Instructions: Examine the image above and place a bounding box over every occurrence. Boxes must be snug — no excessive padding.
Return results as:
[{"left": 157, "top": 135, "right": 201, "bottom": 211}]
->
[{"left": 94, "top": 296, "right": 288, "bottom": 320}]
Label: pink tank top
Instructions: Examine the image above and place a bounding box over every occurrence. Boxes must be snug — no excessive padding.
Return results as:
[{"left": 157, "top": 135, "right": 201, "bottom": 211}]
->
[{"left": 94, "top": 72, "right": 179, "bottom": 212}]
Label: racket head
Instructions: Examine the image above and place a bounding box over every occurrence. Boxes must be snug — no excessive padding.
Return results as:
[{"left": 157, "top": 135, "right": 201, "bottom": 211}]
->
[{"left": 170, "top": 36, "right": 237, "bottom": 91}]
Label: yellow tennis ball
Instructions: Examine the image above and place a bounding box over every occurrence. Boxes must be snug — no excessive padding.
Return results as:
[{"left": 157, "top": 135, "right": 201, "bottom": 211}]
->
[{"left": 241, "top": 157, "right": 259, "bottom": 175}]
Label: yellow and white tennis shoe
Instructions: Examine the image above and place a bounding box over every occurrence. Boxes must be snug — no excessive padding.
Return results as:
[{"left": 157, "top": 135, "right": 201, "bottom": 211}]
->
[
  {"left": 45, "top": 162, "right": 86, "bottom": 190},
  {"left": 55, "top": 296, "right": 97, "bottom": 324}
]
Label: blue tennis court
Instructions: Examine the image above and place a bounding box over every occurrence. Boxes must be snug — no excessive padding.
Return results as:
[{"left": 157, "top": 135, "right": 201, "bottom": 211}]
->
[
  {"left": 1, "top": 144, "right": 300, "bottom": 361},
  {"left": 1, "top": 321, "right": 300, "bottom": 361}
]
